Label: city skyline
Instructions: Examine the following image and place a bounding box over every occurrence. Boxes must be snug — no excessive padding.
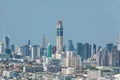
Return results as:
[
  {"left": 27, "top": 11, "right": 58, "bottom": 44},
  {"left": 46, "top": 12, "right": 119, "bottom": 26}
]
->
[
  {"left": 1, "top": 1, "right": 120, "bottom": 79},
  {"left": 0, "top": 0, "right": 120, "bottom": 46}
]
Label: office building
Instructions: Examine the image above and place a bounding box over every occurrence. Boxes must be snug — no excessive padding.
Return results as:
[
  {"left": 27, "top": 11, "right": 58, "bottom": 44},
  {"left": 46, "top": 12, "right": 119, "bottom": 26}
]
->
[
  {"left": 47, "top": 43, "right": 52, "bottom": 58},
  {"left": 91, "top": 44, "right": 97, "bottom": 57},
  {"left": 64, "top": 51, "right": 77, "bottom": 67},
  {"left": 11, "top": 44, "right": 15, "bottom": 53},
  {"left": 0, "top": 42, "right": 5, "bottom": 53},
  {"left": 76, "top": 42, "right": 83, "bottom": 58},
  {"left": 4, "top": 36, "right": 10, "bottom": 50},
  {"left": 106, "top": 43, "right": 113, "bottom": 53},
  {"left": 42, "top": 35, "right": 47, "bottom": 48},
  {"left": 56, "top": 20, "right": 63, "bottom": 53},
  {"left": 97, "top": 47, "right": 104, "bottom": 66},
  {"left": 83, "top": 43, "right": 91, "bottom": 59},
  {"left": 28, "top": 39, "right": 31, "bottom": 45},
  {"left": 111, "top": 45, "right": 120, "bottom": 66},
  {"left": 93, "top": 44, "right": 96, "bottom": 54},
  {"left": 31, "top": 45, "right": 40, "bottom": 59},
  {"left": 52, "top": 46, "right": 56, "bottom": 54},
  {"left": 75, "top": 55, "right": 82, "bottom": 75},
  {"left": 21, "top": 44, "right": 31, "bottom": 57},
  {"left": 4, "top": 36, "right": 11, "bottom": 55},
  {"left": 67, "top": 40, "right": 74, "bottom": 51},
  {"left": 63, "top": 45, "right": 66, "bottom": 52},
  {"left": 117, "top": 36, "right": 120, "bottom": 51}
]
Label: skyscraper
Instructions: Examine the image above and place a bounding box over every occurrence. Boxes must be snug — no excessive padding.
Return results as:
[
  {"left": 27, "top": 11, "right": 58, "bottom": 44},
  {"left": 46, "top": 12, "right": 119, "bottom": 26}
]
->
[
  {"left": 4, "top": 36, "right": 10, "bottom": 50},
  {"left": 21, "top": 44, "right": 31, "bottom": 57},
  {"left": 47, "top": 43, "right": 52, "bottom": 58},
  {"left": 83, "top": 43, "right": 91, "bottom": 60},
  {"left": 67, "top": 40, "right": 74, "bottom": 51},
  {"left": 76, "top": 42, "right": 83, "bottom": 58},
  {"left": 28, "top": 39, "right": 31, "bottom": 45},
  {"left": 11, "top": 44, "right": 15, "bottom": 53},
  {"left": 56, "top": 20, "right": 63, "bottom": 54},
  {"left": 0, "top": 42, "right": 5, "bottom": 53},
  {"left": 31, "top": 45, "right": 40, "bottom": 59},
  {"left": 106, "top": 43, "right": 113, "bottom": 53},
  {"left": 117, "top": 36, "right": 120, "bottom": 51},
  {"left": 4, "top": 36, "right": 11, "bottom": 55},
  {"left": 91, "top": 44, "right": 97, "bottom": 57},
  {"left": 97, "top": 47, "right": 104, "bottom": 66},
  {"left": 93, "top": 44, "right": 96, "bottom": 54},
  {"left": 42, "top": 35, "right": 46, "bottom": 48},
  {"left": 52, "top": 46, "right": 56, "bottom": 54}
]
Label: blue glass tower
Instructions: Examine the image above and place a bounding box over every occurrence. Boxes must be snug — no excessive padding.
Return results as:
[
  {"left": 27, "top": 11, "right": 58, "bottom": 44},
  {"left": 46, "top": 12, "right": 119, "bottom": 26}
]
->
[
  {"left": 76, "top": 42, "right": 83, "bottom": 58},
  {"left": 67, "top": 40, "right": 74, "bottom": 51}
]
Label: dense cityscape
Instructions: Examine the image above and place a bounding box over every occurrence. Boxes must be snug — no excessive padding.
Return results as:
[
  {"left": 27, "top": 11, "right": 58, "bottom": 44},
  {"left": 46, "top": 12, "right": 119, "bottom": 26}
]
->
[{"left": 0, "top": 21, "right": 119, "bottom": 80}]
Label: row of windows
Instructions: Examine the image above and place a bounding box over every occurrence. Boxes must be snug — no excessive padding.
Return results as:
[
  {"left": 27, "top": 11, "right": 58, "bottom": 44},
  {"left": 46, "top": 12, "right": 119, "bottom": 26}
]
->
[
  {"left": 57, "top": 28, "right": 63, "bottom": 31},
  {"left": 57, "top": 31, "right": 63, "bottom": 36}
]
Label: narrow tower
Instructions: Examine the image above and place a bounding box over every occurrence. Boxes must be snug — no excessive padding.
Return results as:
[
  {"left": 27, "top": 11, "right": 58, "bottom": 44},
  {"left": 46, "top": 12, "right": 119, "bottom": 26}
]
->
[
  {"left": 47, "top": 43, "right": 52, "bottom": 58},
  {"left": 4, "top": 36, "right": 10, "bottom": 50},
  {"left": 42, "top": 35, "right": 46, "bottom": 48},
  {"left": 56, "top": 20, "right": 63, "bottom": 54},
  {"left": 117, "top": 36, "right": 120, "bottom": 51}
]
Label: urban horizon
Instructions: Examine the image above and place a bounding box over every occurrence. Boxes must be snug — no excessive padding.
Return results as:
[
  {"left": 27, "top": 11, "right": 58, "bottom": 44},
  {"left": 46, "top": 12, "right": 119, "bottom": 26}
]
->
[
  {"left": 1, "top": 0, "right": 120, "bottom": 80},
  {"left": 0, "top": 21, "right": 120, "bottom": 79},
  {"left": 1, "top": 0, "right": 120, "bottom": 46},
  {"left": 0, "top": 22, "right": 119, "bottom": 47}
]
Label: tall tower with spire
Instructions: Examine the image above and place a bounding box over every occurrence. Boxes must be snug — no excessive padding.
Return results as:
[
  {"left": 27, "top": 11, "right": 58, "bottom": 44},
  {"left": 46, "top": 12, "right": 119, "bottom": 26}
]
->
[{"left": 56, "top": 20, "right": 63, "bottom": 54}]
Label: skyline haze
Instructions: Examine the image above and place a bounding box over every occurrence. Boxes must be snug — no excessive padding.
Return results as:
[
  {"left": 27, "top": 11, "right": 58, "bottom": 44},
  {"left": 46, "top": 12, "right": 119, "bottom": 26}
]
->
[{"left": 0, "top": 0, "right": 120, "bottom": 46}]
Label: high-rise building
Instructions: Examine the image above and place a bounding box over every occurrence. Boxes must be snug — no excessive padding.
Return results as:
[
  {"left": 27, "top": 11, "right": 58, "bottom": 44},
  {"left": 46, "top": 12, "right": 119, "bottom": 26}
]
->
[
  {"left": 91, "top": 44, "right": 97, "bottom": 57},
  {"left": 93, "top": 44, "right": 96, "bottom": 54},
  {"left": 52, "top": 46, "right": 56, "bottom": 54},
  {"left": 11, "top": 45, "right": 15, "bottom": 53},
  {"left": 83, "top": 43, "right": 91, "bottom": 59},
  {"left": 111, "top": 45, "right": 120, "bottom": 66},
  {"left": 67, "top": 40, "right": 74, "bottom": 51},
  {"left": 4, "top": 36, "right": 10, "bottom": 50},
  {"left": 31, "top": 45, "right": 40, "bottom": 59},
  {"left": 4, "top": 36, "right": 11, "bottom": 56},
  {"left": 76, "top": 42, "right": 83, "bottom": 58},
  {"left": 40, "top": 47, "right": 45, "bottom": 57},
  {"left": 106, "top": 43, "right": 113, "bottom": 53},
  {"left": 64, "top": 51, "right": 77, "bottom": 68},
  {"left": 75, "top": 55, "right": 82, "bottom": 75},
  {"left": 11, "top": 45, "right": 19, "bottom": 54},
  {"left": 21, "top": 44, "right": 31, "bottom": 57},
  {"left": 28, "top": 39, "right": 31, "bottom": 45},
  {"left": 56, "top": 20, "right": 63, "bottom": 54},
  {"left": 42, "top": 35, "right": 46, "bottom": 48},
  {"left": 117, "top": 36, "right": 120, "bottom": 51},
  {"left": 97, "top": 47, "right": 104, "bottom": 66},
  {"left": 0, "top": 42, "right": 5, "bottom": 53},
  {"left": 47, "top": 43, "right": 52, "bottom": 58}
]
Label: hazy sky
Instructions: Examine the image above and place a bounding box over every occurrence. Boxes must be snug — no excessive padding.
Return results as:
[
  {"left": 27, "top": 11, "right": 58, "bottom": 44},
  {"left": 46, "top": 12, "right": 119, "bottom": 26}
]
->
[{"left": 0, "top": 0, "right": 120, "bottom": 46}]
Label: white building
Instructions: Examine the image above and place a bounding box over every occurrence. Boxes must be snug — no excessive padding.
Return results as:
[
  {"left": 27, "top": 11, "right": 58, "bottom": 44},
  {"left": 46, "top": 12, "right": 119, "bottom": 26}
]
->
[
  {"left": 0, "top": 42, "right": 5, "bottom": 53},
  {"left": 31, "top": 45, "right": 40, "bottom": 59},
  {"left": 114, "top": 74, "right": 120, "bottom": 80},
  {"left": 3, "top": 71, "right": 16, "bottom": 78},
  {"left": 64, "top": 51, "right": 77, "bottom": 67},
  {"left": 87, "top": 70, "right": 99, "bottom": 79},
  {"left": 117, "top": 36, "right": 120, "bottom": 51}
]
